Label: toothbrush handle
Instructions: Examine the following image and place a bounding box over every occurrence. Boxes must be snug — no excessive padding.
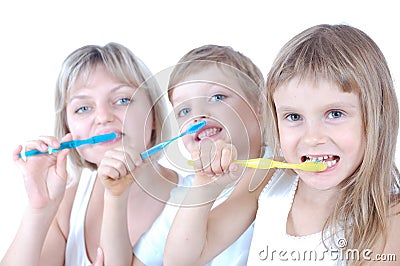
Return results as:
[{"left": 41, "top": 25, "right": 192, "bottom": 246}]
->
[
  {"left": 140, "top": 142, "right": 167, "bottom": 159},
  {"left": 19, "top": 149, "right": 49, "bottom": 158},
  {"left": 140, "top": 133, "right": 184, "bottom": 159}
]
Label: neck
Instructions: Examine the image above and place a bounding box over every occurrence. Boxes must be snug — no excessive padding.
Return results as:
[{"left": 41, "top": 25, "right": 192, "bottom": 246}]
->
[{"left": 296, "top": 179, "right": 339, "bottom": 207}]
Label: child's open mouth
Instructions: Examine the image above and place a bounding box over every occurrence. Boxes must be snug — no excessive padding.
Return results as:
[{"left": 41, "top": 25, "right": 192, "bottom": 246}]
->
[
  {"left": 195, "top": 127, "right": 222, "bottom": 141},
  {"left": 301, "top": 155, "right": 340, "bottom": 168}
]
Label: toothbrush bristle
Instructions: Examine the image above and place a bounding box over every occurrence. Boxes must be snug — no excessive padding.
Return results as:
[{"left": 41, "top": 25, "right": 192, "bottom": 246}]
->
[
  {"left": 186, "top": 120, "right": 206, "bottom": 134},
  {"left": 302, "top": 161, "right": 327, "bottom": 172}
]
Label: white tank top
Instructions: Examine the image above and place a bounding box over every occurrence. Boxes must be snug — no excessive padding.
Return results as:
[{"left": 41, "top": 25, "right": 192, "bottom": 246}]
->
[
  {"left": 247, "top": 171, "right": 345, "bottom": 265},
  {"left": 65, "top": 168, "right": 97, "bottom": 266}
]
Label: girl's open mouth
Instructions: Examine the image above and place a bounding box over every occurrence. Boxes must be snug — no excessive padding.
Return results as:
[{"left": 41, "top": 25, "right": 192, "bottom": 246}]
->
[{"left": 301, "top": 155, "right": 340, "bottom": 168}]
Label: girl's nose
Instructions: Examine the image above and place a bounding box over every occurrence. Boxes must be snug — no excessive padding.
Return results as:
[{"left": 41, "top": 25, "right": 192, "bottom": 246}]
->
[{"left": 302, "top": 121, "right": 328, "bottom": 146}]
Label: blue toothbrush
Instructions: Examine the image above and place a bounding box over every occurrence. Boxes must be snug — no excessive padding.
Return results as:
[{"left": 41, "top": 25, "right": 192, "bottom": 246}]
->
[
  {"left": 19, "top": 132, "right": 118, "bottom": 158},
  {"left": 140, "top": 120, "right": 206, "bottom": 159}
]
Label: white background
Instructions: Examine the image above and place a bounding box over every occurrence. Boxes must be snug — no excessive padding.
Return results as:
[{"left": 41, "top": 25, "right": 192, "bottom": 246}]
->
[{"left": 0, "top": 0, "right": 399, "bottom": 258}]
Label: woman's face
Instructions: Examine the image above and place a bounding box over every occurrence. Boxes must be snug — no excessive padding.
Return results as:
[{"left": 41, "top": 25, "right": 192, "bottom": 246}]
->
[{"left": 66, "top": 64, "right": 154, "bottom": 166}]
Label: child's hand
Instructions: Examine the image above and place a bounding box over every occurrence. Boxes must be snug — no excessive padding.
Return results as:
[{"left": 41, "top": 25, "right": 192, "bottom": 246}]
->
[
  {"left": 13, "top": 134, "right": 71, "bottom": 210},
  {"left": 191, "top": 139, "right": 242, "bottom": 187},
  {"left": 98, "top": 147, "right": 142, "bottom": 197}
]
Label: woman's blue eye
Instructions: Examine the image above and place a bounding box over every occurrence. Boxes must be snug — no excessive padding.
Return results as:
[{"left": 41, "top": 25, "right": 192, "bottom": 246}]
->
[
  {"left": 75, "top": 106, "right": 90, "bottom": 113},
  {"left": 116, "top": 97, "right": 131, "bottom": 105},
  {"left": 210, "top": 94, "right": 225, "bottom": 102},
  {"left": 178, "top": 108, "right": 191, "bottom": 117},
  {"left": 286, "top": 113, "right": 301, "bottom": 121},
  {"left": 328, "top": 110, "right": 343, "bottom": 119}
]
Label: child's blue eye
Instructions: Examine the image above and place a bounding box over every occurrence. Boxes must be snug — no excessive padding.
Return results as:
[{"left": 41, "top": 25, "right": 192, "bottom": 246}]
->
[
  {"left": 75, "top": 106, "right": 90, "bottom": 113},
  {"left": 210, "top": 94, "right": 225, "bottom": 102},
  {"left": 178, "top": 107, "right": 191, "bottom": 117},
  {"left": 328, "top": 110, "right": 344, "bottom": 119},
  {"left": 116, "top": 97, "right": 131, "bottom": 105},
  {"left": 286, "top": 113, "right": 301, "bottom": 121}
]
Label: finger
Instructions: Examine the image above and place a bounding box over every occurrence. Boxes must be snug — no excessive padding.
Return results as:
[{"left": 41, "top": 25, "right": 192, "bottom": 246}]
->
[
  {"left": 210, "top": 142, "right": 223, "bottom": 176},
  {"left": 199, "top": 139, "right": 215, "bottom": 176},
  {"left": 37, "top": 135, "right": 62, "bottom": 150},
  {"left": 228, "top": 161, "right": 243, "bottom": 182},
  {"left": 55, "top": 149, "right": 69, "bottom": 178},
  {"left": 13, "top": 145, "right": 24, "bottom": 163},
  {"left": 24, "top": 140, "right": 50, "bottom": 153},
  {"left": 220, "top": 145, "right": 234, "bottom": 173},
  {"left": 99, "top": 159, "right": 127, "bottom": 180},
  {"left": 190, "top": 148, "right": 203, "bottom": 172}
]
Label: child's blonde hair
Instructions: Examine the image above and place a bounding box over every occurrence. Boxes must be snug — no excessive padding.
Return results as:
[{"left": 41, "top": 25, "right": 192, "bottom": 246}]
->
[
  {"left": 168, "top": 44, "right": 267, "bottom": 155},
  {"left": 54, "top": 42, "right": 170, "bottom": 171},
  {"left": 266, "top": 24, "right": 400, "bottom": 264}
]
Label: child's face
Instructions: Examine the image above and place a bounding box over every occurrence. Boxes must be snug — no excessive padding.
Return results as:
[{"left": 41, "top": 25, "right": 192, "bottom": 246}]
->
[
  {"left": 273, "top": 76, "right": 366, "bottom": 190},
  {"left": 171, "top": 70, "right": 262, "bottom": 159},
  {"left": 66, "top": 64, "right": 154, "bottom": 166}
]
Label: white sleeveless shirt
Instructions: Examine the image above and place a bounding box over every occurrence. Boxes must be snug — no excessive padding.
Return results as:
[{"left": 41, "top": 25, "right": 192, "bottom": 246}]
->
[
  {"left": 65, "top": 168, "right": 97, "bottom": 266},
  {"left": 247, "top": 171, "right": 346, "bottom": 265}
]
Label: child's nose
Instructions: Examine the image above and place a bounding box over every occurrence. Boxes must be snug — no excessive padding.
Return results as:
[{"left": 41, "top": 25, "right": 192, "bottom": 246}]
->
[
  {"left": 193, "top": 115, "right": 207, "bottom": 123},
  {"left": 302, "top": 121, "right": 328, "bottom": 146}
]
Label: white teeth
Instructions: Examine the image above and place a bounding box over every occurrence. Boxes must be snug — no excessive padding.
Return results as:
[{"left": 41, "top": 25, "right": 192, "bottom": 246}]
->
[
  {"left": 325, "top": 160, "right": 338, "bottom": 167},
  {"left": 198, "top": 128, "right": 220, "bottom": 140},
  {"left": 305, "top": 155, "right": 339, "bottom": 168}
]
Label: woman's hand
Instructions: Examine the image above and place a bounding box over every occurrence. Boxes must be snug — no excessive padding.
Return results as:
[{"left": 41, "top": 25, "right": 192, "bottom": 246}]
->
[{"left": 13, "top": 134, "right": 71, "bottom": 210}]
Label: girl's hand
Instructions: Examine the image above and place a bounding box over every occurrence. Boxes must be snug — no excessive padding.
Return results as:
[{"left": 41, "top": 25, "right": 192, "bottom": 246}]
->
[
  {"left": 13, "top": 134, "right": 71, "bottom": 210},
  {"left": 98, "top": 147, "right": 142, "bottom": 197}
]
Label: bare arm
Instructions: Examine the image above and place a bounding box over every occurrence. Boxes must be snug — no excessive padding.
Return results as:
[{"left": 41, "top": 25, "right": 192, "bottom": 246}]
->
[
  {"left": 164, "top": 140, "right": 273, "bottom": 265},
  {"left": 0, "top": 135, "right": 71, "bottom": 266},
  {"left": 99, "top": 148, "right": 141, "bottom": 266}
]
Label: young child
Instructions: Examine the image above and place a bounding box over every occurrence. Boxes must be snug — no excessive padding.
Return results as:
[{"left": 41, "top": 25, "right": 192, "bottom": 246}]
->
[
  {"left": 132, "top": 44, "right": 274, "bottom": 265},
  {"left": 166, "top": 24, "right": 400, "bottom": 265},
  {"left": 0, "top": 42, "right": 178, "bottom": 266}
]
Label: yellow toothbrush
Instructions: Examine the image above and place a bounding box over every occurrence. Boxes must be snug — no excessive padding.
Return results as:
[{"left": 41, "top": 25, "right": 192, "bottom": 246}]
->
[
  {"left": 188, "top": 158, "right": 327, "bottom": 172},
  {"left": 234, "top": 158, "right": 327, "bottom": 172}
]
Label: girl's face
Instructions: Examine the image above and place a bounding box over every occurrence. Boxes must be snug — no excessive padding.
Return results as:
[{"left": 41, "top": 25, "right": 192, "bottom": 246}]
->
[
  {"left": 171, "top": 70, "right": 262, "bottom": 159},
  {"left": 273, "top": 76, "right": 366, "bottom": 190},
  {"left": 66, "top": 64, "right": 154, "bottom": 166}
]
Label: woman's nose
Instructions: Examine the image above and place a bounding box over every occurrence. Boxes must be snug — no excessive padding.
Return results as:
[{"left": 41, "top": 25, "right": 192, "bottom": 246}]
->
[{"left": 95, "top": 105, "right": 115, "bottom": 124}]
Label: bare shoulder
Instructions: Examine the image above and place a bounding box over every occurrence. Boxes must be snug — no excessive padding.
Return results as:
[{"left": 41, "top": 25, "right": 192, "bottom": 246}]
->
[
  {"left": 381, "top": 201, "right": 400, "bottom": 259},
  {"left": 231, "top": 168, "right": 275, "bottom": 200}
]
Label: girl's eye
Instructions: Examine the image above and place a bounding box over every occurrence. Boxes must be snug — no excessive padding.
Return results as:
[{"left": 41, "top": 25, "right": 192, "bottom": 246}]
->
[
  {"left": 210, "top": 94, "right": 226, "bottom": 102},
  {"left": 116, "top": 97, "right": 131, "bottom": 105},
  {"left": 177, "top": 107, "right": 191, "bottom": 117},
  {"left": 328, "top": 110, "right": 344, "bottom": 119},
  {"left": 286, "top": 113, "right": 302, "bottom": 121},
  {"left": 75, "top": 106, "right": 90, "bottom": 114}
]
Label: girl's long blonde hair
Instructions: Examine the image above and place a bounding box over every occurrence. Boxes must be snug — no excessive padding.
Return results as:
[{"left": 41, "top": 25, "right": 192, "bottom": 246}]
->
[{"left": 266, "top": 24, "right": 400, "bottom": 265}]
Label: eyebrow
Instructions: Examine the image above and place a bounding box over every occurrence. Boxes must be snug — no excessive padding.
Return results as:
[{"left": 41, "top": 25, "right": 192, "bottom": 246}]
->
[
  {"left": 276, "top": 102, "right": 359, "bottom": 112},
  {"left": 68, "top": 85, "right": 135, "bottom": 103}
]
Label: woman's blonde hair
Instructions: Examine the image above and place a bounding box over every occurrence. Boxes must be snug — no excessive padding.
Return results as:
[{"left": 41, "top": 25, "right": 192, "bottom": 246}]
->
[
  {"left": 168, "top": 44, "right": 267, "bottom": 154},
  {"left": 266, "top": 24, "right": 400, "bottom": 265},
  {"left": 54, "top": 42, "right": 170, "bottom": 172}
]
